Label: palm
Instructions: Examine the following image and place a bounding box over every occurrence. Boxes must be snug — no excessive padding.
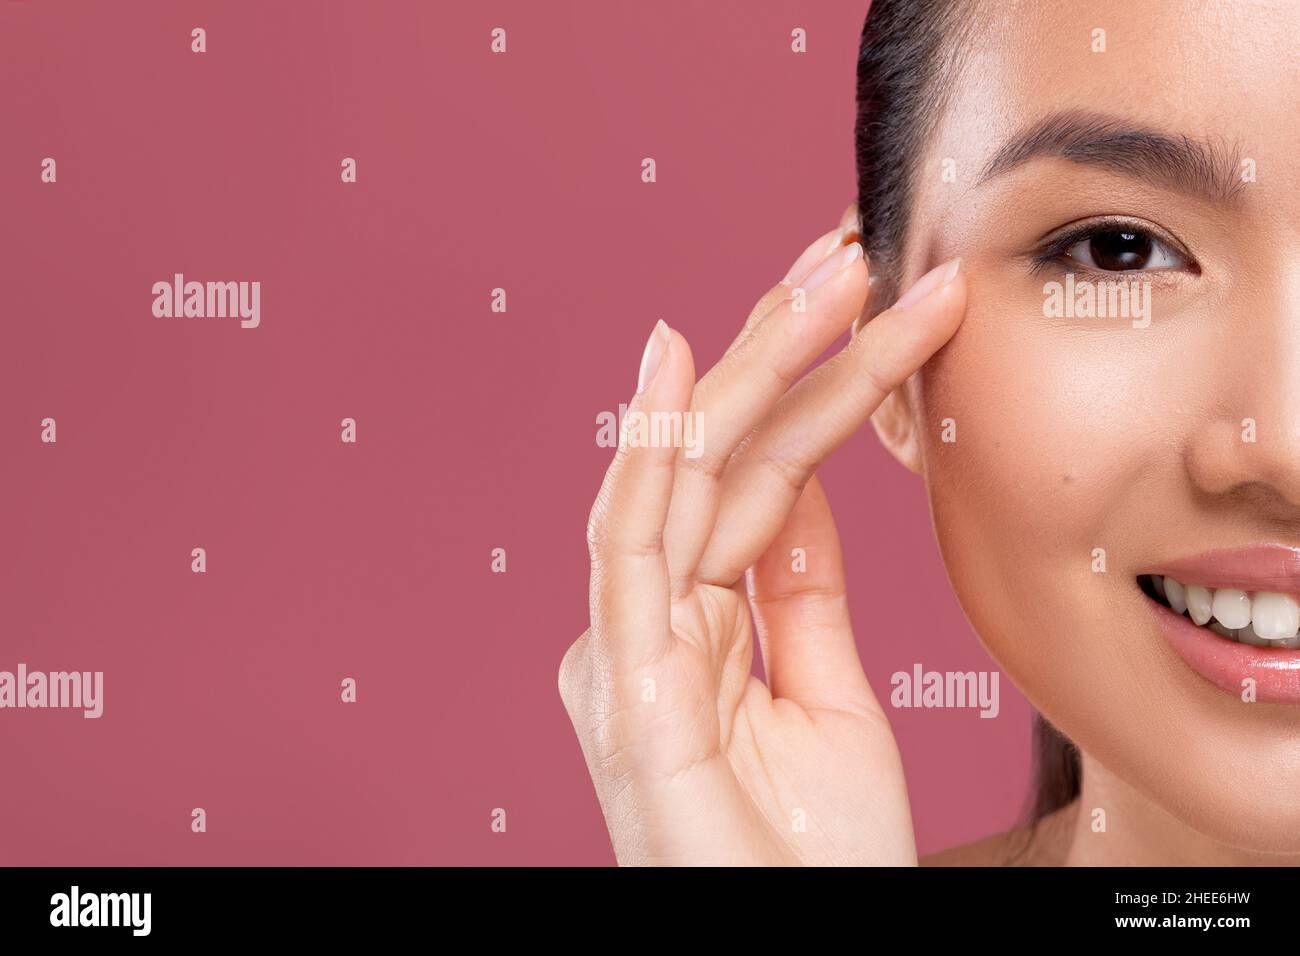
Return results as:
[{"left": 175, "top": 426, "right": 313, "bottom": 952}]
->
[
  {"left": 560, "top": 223, "right": 965, "bottom": 865},
  {"left": 623, "top": 546, "right": 914, "bottom": 867}
]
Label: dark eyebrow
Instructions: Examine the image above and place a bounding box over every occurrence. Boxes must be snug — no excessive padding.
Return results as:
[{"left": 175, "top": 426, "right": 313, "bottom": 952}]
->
[{"left": 978, "top": 109, "right": 1245, "bottom": 205}]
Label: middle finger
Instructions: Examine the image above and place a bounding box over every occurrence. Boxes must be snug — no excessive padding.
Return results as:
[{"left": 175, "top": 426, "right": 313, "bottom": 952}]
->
[{"left": 663, "top": 238, "right": 872, "bottom": 594}]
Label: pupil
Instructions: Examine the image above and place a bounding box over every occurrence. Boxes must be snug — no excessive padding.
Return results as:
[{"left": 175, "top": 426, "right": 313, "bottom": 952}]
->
[{"left": 1090, "top": 230, "right": 1152, "bottom": 270}]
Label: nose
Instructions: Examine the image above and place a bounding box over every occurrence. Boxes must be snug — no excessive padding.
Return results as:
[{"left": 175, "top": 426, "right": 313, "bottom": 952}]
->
[{"left": 1185, "top": 273, "right": 1300, "bottom": 517}]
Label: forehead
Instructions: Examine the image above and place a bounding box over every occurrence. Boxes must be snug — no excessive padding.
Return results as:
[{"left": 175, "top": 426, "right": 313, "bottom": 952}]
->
[{"left": 927, "top": 0, "right": 1300, "bottom": 195}]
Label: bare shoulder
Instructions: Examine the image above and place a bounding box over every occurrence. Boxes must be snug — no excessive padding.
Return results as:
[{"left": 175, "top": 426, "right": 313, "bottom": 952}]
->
[{"left": 921, "top": 805, "right": 1076, "bottom": 867}]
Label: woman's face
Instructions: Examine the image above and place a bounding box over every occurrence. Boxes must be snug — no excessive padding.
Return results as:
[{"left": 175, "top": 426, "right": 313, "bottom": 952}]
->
[{"left": 892, "top": 0, "right": 1300, "bottom": 854}]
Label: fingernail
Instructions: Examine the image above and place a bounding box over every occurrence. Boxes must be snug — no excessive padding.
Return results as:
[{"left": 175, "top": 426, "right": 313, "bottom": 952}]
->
[
  {"left": 797, "top": 241, "right": 864, "bottom": 295},
  {"left": 636, "top": 319, "right": 670, "bottom": 394},
  {"left": 893, "top": 257, "right": 961, "bottom": 309},
  {"left": 781, "top": 227, "right": 844, "bottom": 285}
]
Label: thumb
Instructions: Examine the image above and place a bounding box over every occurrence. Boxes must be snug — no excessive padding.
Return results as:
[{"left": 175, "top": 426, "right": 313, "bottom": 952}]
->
[{"left": 746, "top": 474, "right": 881, "bottom": 718}]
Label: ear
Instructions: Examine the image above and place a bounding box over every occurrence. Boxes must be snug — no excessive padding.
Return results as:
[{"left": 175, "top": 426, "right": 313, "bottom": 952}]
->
[
  {"left": 870, "top": 382, "right": 924, "bottom": 475},
  {"left": 851, "top": 278, "right": 924, "bottom": 476},
  {"left": 838, "top": 200, "right": 861, "bottom": 243}
]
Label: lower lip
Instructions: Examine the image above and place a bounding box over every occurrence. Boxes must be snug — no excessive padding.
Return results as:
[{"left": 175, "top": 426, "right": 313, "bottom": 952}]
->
[{"left": 1149, "top": 599, "right": 1300, "bottom": 703}]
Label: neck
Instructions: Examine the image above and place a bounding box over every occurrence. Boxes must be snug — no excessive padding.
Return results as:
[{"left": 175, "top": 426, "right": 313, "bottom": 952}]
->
[{"left": 1049, "top": 751, "right": 1300, "bottom": 866}]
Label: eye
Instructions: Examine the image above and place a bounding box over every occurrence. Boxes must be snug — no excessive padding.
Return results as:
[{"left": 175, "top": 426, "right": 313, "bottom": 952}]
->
[{"left": 1058, "top": 226, "right": 1187, "bottom": 273}]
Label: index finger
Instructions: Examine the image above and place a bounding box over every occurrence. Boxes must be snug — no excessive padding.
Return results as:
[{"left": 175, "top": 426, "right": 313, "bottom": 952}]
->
[{"left": 695, "top": 258, "right": 967, "bottom": 587}]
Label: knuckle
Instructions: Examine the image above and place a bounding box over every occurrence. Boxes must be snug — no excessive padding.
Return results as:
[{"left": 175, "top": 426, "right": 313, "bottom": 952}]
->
[
  {"left": 754, "top": 579, "right": 848, "bottom": 607},
  {"left": 675, "top": 442, "right": 729, "bottom": 482},
  {"left": 586, "top": 491, "right": 613, "bottom": 558},
  {"left": 558, "top": 632, "right": 591, "bottom": 709},
  {"left": 754, "top": 443, "right": 812, "bottom": 496},
  {"left": 587, "top": 504, "right": 664, "bottom": 562},
  {"left": 853, "top": 323, "right": 904, "bottom": 397},
  {"left": 859, "top": 354, "right": 897, "bottom": 401},
  {"left": 762, "top": 351, "right": 802, "bottom": 392}
]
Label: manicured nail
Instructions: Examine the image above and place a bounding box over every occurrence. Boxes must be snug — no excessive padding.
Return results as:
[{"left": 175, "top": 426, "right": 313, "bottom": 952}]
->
[
  {"left": 636, "top": 319, "right": 670, "bottom": 394},
  {"left": 798, "top": 241, "right": 864, "bottom": 294},
  {"left": 781, "top": 227, "right": 843, "bottom": 285},
  {"left": 893, "top": 257, "right": 961, "bottom": 309}
]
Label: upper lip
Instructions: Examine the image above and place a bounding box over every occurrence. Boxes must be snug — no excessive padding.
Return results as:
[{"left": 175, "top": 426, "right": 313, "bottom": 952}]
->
[{"left": 1143, "top": 544, "right": 1300, "bottom": 596}]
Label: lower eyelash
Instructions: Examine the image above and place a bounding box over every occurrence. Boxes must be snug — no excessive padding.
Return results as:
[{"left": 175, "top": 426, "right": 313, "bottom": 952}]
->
[{"left": 1027, "top": 257, "right": 1185, "bottom": 286}]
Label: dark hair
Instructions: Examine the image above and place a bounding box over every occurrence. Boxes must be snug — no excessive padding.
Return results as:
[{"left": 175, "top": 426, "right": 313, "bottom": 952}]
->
[
  {"left": 853, "top": 0, "right": 1083, "bottom": 836},
  {"left": 853, "top": 0, "right": 969, "bottom": 298}
]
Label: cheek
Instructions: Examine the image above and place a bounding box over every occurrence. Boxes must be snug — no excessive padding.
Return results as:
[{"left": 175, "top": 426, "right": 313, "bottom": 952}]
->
[
  {"left": 908, "top": 293, "right": 1175, "bottom": 706},
  {"left": 909, "top": 291, "right": 1300, "bottom": 851}
]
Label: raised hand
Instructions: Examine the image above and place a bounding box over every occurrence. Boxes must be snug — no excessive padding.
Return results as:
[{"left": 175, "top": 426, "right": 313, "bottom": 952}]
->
[{"left": 560, "top": 221, "right": 967, "bottom": 865}]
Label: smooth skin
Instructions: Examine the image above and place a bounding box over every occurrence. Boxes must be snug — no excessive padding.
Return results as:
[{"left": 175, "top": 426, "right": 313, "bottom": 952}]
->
[
  {"left": 564, "top": 0, "right": 1300, "bottom": 867},
  {"left": 559, "top": 218, "right": 965, "bottom": 865}
]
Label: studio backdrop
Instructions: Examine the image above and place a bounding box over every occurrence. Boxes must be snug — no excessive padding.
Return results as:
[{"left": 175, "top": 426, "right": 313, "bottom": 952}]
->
[{"left": 1, "top": 0, "right": 1026, "bottom": 865}]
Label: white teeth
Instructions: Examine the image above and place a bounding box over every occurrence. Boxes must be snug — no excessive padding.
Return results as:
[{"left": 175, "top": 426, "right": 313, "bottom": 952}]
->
[
  {"left": 1186, "top": 585, "right": 1213, "bottom": 626},
  {"left": 1251, "top": 592, "right": 1300, "bottom": 641},
  {"left": 1163, "top": 577, "right": 1188, "bottom": 614},
  {"left": 1211, "top": 588, "right": 1251, "bottom": 629},
  {"left": 1236, "top": 619, "right": 1271, "bottom": 647},
  {"left": 1154, "top": 576, "right": 1300, "bottom": 646}
]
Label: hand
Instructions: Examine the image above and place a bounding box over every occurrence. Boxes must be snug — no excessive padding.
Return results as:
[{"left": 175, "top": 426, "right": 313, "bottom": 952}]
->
[{"left": 560, "top": 220, "right": 967, "bottom": 865}]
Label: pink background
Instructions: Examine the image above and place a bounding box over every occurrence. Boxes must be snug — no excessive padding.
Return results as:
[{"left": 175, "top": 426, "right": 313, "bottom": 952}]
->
[{"left": 0, "top": 0, "right": 1030, "bottom": 865}]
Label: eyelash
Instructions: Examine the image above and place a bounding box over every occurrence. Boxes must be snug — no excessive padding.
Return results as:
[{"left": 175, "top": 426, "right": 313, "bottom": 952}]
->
[{"left": 1029, "top": 217, "right": 1198, "bottom": 278}]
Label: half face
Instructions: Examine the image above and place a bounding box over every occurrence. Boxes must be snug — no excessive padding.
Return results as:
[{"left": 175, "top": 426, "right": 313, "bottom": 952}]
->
[{"left": 892, "top": 0, "right": 1300, "bottom": 852}]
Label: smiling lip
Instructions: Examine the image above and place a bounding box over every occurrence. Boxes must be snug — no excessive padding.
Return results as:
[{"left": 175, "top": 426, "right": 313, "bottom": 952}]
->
[
  {"left": 1143, "top": 545, "right": 1300, "bottom": 703},
  {"left": 1149, "top": 602, "right": 1300, "bottom": 703},
  {"left": 1146, "top": 545, "right": 1300, "bottom": 597}
]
